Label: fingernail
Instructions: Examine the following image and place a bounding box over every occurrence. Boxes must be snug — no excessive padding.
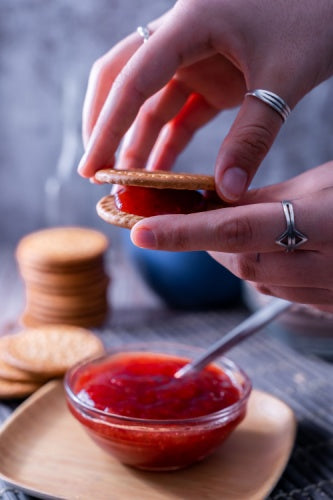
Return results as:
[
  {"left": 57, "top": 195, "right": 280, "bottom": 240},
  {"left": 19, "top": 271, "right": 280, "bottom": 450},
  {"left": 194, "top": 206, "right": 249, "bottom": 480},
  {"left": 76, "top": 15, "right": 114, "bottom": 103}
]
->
[
  {"left": 219, "top": 167, "right": 248, "bottom": 201},
  {"left": 131, "top": 228, "right": 157, "bottom": 249}
]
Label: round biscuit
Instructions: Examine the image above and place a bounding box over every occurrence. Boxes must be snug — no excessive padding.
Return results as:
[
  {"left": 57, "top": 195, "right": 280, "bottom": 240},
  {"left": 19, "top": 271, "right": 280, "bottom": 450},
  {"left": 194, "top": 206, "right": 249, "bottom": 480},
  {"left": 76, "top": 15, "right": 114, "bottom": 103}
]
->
[
  {"left": 26, "top": 290, "right": 108, "bottom": 309},
  {"left": 97, "top": 195, "right": 143, "bottom": 229},
  {"left": 0, "top": 377, "right": 42, "bottom": 399},
  {"left": 21, "top": 311, "right": 108, "bottom": 329},
  {"left": 95, "top": 168, "right": 216, "bottom": 191},
  {"left": 0, "top": 358, "right": 45, "bottom": 383},
  {"left": 24, "top": 275, "right": 109, "bottom": 296},
  {"left": 19, "top": 255, "right": 105, "bottom": 275},
  {"left": 26, "top": 299, "right": 108, "bottom": 317},
  {"left": 2, "top": 325, "right": 105, "bottom": 377},
  {"left": 0, "top": 337, "right": 48, "bottom": 382},
  {"left": 16, "top": 227, "right": 108, "bottom": 269},
  {"left": 20, "top": 267, "right": 108, "bottom": 288}
]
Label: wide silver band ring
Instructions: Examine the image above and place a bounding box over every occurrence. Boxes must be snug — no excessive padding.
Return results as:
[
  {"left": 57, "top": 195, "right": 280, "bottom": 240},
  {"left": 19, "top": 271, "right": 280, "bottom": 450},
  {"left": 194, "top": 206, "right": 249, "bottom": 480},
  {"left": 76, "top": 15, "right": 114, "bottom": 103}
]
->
[
  {"left": 245, "top": 89, "right": 291, "bottom": 122},
  {"left": 275, "top": 200, "right": 308, "bottom": 252},
  {"left": 137, "top": 26, "right": 151, "bottom": 43}
]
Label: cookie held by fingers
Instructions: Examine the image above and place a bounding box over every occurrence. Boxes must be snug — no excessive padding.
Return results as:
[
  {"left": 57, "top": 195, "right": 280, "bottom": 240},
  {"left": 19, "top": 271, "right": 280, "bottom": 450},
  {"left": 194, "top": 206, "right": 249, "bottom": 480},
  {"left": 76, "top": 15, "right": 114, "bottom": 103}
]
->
[{"left": 95, "top": 168, "right": 225, "bottom": 229}]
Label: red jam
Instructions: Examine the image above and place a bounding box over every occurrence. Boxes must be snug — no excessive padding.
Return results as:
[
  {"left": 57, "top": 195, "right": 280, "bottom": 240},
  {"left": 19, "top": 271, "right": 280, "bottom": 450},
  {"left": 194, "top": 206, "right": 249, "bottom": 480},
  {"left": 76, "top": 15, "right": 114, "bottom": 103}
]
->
[
  {"left": 67, "top": 352, "right": 248, "bottom": 470},
  {"left": 74, "top": 352, "right": 241, "bottom": 419},
  {"left": 114, "top": 186, "right": 207, "bottom": 216}
]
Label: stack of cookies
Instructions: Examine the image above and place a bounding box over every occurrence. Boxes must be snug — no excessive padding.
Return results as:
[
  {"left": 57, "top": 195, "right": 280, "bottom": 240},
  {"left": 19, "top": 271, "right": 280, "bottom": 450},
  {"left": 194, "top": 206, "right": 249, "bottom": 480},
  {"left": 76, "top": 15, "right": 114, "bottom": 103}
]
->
[
  {"left": 16, "top": 227, "right": 110, "bottom": 328},
  {"left": 0, "top": 325, "right": 105, "bottom": 399}
]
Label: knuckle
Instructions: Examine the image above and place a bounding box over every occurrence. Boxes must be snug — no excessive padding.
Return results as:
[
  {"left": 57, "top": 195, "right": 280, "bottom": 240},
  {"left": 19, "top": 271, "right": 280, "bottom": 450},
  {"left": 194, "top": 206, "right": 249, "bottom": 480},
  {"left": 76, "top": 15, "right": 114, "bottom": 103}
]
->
[
  {"left": 124, "top": 64, "right": 154, "bottom": 103},
  {"left": 171, "top": 230, "right": 190, "bottom": 251},
  {"left": 142, "top": 107, "right": 165, "bottom": 130},
  {"left": 217, "top": 216, "right": 253, "bottom": 250},
  {"left": 235, "top": 254, "right": 257, "bottom": 281},
  {"left": 122, "top": 149, "right": 145, "bottom": 166},
  {"left": 232, "top": 123, "right": 274, "bottom": 166},
  {"left": 170, "top": 119, "right": 194, "bottom": 141},
  {"left": 112, "top": 65, "right": 149, "bottom": 105},
  {"left": 254, "top": 283, "right": 272, "bottom": 296},
  {"left": 157, "top": 223, "right": 191, "bottom": 251}
]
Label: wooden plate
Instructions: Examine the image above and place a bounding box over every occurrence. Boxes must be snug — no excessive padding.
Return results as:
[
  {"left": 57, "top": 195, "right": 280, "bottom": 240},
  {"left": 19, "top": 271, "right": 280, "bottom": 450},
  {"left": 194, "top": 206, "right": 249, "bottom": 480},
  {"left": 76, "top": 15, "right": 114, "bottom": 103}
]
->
[{"left": 0, "top": 381, "right": 296, "bottom": 500}]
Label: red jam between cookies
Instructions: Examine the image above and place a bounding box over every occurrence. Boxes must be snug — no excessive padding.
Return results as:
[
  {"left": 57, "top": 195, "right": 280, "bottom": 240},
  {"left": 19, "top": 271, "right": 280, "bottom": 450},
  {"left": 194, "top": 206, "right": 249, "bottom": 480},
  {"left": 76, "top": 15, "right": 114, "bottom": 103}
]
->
[
  {"left": 74, "top": 352, "right": 241, "bottom": 420},
  {"left": 114, "top": 186, "right": 208, "bottom": 217}
]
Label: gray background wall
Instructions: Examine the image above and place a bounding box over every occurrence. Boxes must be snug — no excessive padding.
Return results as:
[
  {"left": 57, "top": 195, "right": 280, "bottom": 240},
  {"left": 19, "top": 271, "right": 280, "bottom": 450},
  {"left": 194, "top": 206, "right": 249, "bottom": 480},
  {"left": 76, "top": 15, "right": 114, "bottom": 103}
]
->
[{"left": 1, "top": 0, "right": 333, "bottom": 245}]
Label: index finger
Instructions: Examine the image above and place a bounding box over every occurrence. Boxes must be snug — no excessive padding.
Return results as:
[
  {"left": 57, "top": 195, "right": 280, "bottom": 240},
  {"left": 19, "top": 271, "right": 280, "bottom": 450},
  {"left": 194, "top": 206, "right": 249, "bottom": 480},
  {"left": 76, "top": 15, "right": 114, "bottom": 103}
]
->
[
  {"left": 77, "top": 7, "right": 213, "bottom": 178},
  {"left": 130, "top": 197, "right": 318, "bottom": 253},
  {"left": 82, "top": 12, "right": 169, "bottom": 148}
]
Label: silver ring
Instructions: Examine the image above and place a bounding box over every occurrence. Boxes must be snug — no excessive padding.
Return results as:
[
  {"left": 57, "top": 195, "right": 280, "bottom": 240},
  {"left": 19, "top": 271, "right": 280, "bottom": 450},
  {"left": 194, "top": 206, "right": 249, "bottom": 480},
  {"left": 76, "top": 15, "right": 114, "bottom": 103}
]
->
[
  {"left": 245, "top": 89, "right": 291, "bottom": 122},
  {"left": 275, "top": 200, "right": 308, "bottom": 252},
  {"left": 137, "top": 26, "right": 151, "bottom": 43}
]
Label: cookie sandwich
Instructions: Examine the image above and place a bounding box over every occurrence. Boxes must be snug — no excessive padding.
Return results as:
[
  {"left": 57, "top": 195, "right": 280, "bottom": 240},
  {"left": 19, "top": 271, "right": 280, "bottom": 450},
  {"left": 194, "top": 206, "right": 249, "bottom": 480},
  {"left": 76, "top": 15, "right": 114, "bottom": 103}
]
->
[{"left": 95, "top": 168, "right": 225, "bottom": 229}]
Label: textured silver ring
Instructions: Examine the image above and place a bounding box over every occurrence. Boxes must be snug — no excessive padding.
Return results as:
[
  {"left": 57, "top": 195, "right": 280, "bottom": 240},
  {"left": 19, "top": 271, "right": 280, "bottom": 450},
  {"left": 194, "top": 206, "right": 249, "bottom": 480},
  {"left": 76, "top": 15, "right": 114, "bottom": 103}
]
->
[
  {"left": 137, "top": 26, "right": 151, "bottom": 43},
  {"left": 275, "top": 200, "right": 308, "bottom": 252},
  {"left": 245, "top": 89, "right": 291, "bottom": 122}
]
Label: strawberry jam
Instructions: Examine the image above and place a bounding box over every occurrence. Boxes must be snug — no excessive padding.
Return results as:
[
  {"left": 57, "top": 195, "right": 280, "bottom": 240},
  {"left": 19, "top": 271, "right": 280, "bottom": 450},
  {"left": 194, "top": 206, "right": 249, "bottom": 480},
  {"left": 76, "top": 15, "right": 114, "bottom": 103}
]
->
[
  {"left": 66, "top": 351, "right": 250, "bottom": 470},
  {"left": 114, "top": 186, "right": 207, "bottom": 216},
  {"left": 74, "top": 352, "right": 240, "bottom": 419}
]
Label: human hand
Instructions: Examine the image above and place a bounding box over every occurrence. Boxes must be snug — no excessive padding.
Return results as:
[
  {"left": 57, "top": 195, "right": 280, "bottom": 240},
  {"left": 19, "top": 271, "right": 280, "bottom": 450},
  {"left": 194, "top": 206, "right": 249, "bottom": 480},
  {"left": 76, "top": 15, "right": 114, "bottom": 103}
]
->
[
  {"left": 78, "top": 0, "right": 333, "bottom": 201},
  {"left": 129, "top": 161, "right": 333, "bottom": 312}
]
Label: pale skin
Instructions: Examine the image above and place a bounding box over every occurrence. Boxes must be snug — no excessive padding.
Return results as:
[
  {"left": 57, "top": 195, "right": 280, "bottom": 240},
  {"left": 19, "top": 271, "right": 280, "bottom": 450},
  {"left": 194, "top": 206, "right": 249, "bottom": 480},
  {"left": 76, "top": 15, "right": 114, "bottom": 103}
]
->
[
  {"left": 78, "top": 0, "right": 333, "bottom": 310},
  {"left": 132, "top": 162, "right": 333, "bottom": 312}
]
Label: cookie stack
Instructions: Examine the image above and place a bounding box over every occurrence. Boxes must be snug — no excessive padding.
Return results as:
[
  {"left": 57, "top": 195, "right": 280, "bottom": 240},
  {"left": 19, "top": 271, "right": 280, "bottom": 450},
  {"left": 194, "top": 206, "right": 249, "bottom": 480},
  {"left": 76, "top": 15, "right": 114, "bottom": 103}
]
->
[
  {"left": 0, "top": 325, "right": 105, "bottom": 399},
  {"left": 16, "top": 227, "right": 110, "bottom": 328}
]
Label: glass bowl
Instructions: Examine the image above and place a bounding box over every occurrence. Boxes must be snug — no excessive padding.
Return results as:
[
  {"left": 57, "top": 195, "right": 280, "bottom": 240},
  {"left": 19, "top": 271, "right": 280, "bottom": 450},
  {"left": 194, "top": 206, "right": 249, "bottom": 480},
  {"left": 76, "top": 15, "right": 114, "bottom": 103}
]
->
[{"left": 64, "top": 342, "right": 251, "bottom": 471}]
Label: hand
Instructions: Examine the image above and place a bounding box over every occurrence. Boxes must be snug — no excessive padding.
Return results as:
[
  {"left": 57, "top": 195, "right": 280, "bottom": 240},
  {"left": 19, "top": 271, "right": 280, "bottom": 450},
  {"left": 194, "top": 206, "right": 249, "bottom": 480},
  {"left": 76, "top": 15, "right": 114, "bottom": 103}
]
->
[
  {"left": 78, "top": 0, "right": 333, "bottom": 201},
  {"left": 129, "top": 162, "right": 333, "bottom": 312}
]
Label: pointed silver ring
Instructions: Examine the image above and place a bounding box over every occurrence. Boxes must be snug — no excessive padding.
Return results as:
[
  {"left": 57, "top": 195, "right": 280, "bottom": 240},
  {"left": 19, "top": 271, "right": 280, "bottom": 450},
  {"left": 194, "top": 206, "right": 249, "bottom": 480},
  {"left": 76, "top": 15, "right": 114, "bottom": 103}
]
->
[
  {"left": 137, "top": 26, "right": 151, "bottom": 43},
  {"left": 275, "top": 200, "right": 308, "bottom": 252}
]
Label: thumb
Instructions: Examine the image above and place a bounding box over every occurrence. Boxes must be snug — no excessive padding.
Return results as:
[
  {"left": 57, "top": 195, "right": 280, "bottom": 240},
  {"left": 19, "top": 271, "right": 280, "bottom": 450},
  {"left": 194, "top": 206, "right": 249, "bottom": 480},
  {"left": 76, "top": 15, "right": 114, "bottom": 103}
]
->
[{"left": 215, "top": 93, "right": 287, "bottom": 202}]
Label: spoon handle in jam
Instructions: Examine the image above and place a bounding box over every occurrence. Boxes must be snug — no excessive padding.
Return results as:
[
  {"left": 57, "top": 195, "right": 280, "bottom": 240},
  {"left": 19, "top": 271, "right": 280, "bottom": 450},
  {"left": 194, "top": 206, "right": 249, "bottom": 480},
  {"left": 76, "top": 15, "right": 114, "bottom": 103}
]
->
[{"left": 175, "top": 298, "right": 292, "bottom": 378}]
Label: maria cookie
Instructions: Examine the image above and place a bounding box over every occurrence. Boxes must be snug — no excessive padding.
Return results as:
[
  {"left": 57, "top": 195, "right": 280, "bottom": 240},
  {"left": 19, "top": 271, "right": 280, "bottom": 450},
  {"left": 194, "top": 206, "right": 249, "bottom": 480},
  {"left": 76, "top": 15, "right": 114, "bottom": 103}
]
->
[{"left": 1, "top": 325, "right": 105, "bottom": 378}]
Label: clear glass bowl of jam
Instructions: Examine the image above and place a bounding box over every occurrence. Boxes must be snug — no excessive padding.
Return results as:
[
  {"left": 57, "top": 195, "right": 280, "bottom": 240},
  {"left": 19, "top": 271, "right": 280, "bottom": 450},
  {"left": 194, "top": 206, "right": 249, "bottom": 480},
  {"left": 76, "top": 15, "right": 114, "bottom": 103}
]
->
[{"left": 64, "top": 342, "right": 251, "bottom": 471}]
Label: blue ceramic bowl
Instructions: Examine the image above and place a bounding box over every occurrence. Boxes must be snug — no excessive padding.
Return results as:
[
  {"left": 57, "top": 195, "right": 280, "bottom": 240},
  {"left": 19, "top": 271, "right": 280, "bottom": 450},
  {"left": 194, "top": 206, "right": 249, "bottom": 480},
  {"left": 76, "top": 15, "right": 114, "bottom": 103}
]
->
[{"left": 123, "top": 232, "right": 242, "bottom": 310}]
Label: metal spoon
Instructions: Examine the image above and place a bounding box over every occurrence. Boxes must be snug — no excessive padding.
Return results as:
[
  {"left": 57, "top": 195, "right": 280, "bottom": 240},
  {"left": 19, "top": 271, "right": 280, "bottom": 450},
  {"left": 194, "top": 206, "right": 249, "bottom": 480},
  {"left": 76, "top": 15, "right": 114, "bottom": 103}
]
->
[{"left": 174, "top": 298, "right": 292, "bottom": 379}]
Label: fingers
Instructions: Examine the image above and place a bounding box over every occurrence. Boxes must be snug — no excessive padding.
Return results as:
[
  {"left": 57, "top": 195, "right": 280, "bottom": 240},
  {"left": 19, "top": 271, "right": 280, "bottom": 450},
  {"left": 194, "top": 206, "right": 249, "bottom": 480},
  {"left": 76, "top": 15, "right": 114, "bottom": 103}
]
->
[
  {"left": 130, "top": 203, "right": 281, "bottom": 252},
  {"left": 147, "top": 93, "right": 218, "bottom": 172},
  {"left": 81, "top": 13, "right": 168, "bottom": 149},
  {"left": 82, "top": 32, "right": 142, "bottom": 149},
  {"left": 252, "top": 283, "right": 333, "bottom": 306},
  {"left": 242, "top": 161, "right": 333, "bottom": 205},
  {"left": 131, "top": 187, "right": 333, "bottom": 253},
  {"left": 78, "top": 7, "right": 212, "bottom": 178},
  {"left": 131, "top": 194, "right": 322, "bottom": 252},
  {"left": 116, "top": 79, "right": 191, "bottom": 171},
  {"left": 214, "top": 95, "right": 285, "bottom": 202},
  {"left": 208, "top": 251, "right": 332, "bottom": 288},
  {"left": 211, "top": 252, "right": 333, "bottom": 307}
]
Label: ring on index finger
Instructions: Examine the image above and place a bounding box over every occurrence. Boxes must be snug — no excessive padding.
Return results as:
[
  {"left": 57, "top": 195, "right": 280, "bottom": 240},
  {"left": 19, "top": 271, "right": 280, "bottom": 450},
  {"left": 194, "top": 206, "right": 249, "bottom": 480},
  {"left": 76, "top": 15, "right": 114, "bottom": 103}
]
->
[{"left": 275, "top": 200, "right": 308, "bottom": 252}]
